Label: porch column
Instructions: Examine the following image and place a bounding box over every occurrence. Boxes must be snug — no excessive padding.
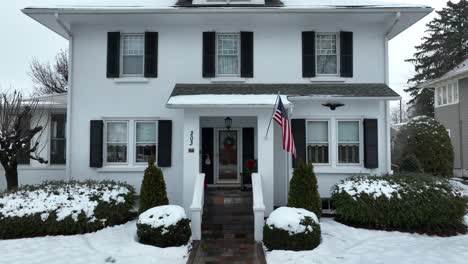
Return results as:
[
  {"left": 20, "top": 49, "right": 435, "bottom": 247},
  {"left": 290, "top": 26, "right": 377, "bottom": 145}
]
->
[
  {"left": 257, "top": 110, "right": 274, "bottom": 215},
  {"left": 182, "top": 110, "right": 200, "bottom": 213}
]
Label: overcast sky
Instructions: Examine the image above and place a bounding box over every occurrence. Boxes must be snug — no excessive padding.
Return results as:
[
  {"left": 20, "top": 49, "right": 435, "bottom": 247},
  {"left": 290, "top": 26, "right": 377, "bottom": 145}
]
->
[{"left": 0, "top": 0, "right": 456, "bottom": 100}]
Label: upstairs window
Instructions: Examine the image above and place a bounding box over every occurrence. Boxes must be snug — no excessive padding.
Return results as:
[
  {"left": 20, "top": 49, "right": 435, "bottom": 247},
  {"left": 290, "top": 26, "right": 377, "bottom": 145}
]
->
[
  {"left": 121, "top": 34, "right": 144, "bottom": 76},
  {"left": 338, "top": 121, "right": 360, "bottom": 164},
  {"left": 216, "top": 33, "right": 240, "bottom": 76},
  {"left": 435, "top": 81, "right": 459, "bottom": 107},
  {"left": 316, "top": 33, "right": 338, "bottom": 75},
  {"left": 307, "top": 121, "right": 329, "bottom": 164}
]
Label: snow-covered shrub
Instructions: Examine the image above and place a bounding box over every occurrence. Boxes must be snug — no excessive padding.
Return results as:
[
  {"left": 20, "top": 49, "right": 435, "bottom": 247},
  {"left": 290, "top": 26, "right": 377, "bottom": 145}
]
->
[
  {"left": 331, "top": 174, "right": 466, "bottom": 235},
  {"left": 394, "top": 116, "right": 454, "bottom": 177},
  {"left": 0, "top": 180, "right": 135, "bottom": 239},
  {"left": 137, "top": 205, "right": 191, "bottom": 247},
  {"left": 263, "top": 207, "right": 321, "bottom": 251}
]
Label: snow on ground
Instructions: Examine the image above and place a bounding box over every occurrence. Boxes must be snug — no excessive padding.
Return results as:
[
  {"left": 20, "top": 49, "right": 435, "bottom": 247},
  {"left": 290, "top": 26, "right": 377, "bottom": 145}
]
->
[
  {"left": 451, "top": 178, "right": 468, "bottom": 197},
  {"left": 0, "top": 220, "right": 189, "bottom": 264},
  {"left": 138, "top": 205, "right": 187, "bottom": 232},
  {"left": 335, "top": 178, "right": 402, "bottom": 199},
  {"left": 267, "top": 218, "right": 468, "bottom": 264}
]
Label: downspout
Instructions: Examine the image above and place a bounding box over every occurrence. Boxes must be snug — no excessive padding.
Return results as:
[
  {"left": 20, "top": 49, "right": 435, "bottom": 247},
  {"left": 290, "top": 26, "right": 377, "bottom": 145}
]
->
[
  {"left": 55, "top": 13, "right": 73, "bottom": 181},
  {"left": 384, "top": 12, "right": 401, "bottom": 174}
]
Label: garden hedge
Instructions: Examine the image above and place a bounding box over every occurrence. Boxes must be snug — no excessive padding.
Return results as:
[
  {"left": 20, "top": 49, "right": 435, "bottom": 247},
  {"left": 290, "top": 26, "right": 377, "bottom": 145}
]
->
[
  {"left": 0, "top": 181, "right": 135, "bottom": 239},
  {"left": 331, "top": 174, "right": 466, "bottom": 236}
]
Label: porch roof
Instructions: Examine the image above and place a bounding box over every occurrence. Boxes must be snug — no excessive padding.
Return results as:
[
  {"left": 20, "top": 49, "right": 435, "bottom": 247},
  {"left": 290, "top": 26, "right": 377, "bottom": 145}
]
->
[{"left": 167, "top": 83, "right": 400, "bottom": 108}]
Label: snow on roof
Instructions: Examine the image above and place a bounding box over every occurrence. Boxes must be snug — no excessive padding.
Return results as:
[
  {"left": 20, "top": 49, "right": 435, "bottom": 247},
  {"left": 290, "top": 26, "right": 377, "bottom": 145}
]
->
[
  {"left": 442, "top": 57, "right": 468, "bottom": 78},
  {"left": 167, "top": 94, "right": 291, "bottom": 108},
  {"left": 26, "top": 0, "right": 429, "bottom": 9}
]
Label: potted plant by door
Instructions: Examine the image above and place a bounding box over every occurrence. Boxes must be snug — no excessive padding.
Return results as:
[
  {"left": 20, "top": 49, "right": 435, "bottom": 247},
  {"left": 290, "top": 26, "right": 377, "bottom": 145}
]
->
[{"left": 241, "top": 159, "right": 256, "bottom": 191}]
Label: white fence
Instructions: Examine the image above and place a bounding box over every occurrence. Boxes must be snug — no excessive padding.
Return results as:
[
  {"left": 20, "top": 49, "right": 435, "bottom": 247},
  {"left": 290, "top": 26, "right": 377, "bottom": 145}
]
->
[
  {"left": 189, "top": 173, "right": 205, "bottom": 240},
  {"left": 252, "top": 172, "right": 265, "bottom": 242}
]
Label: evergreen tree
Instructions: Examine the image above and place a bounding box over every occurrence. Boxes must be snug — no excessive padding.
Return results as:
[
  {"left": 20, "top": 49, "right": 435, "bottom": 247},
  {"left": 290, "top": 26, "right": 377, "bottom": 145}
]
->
[
  {"left": 139, "top": 159, "right": 169, "bottom": 214},
  {"left": 288, "top": 160, "right": 322, "bottom": 218},
  {"left": 405, "top": 0, "right": 468, "bottom": 115}
]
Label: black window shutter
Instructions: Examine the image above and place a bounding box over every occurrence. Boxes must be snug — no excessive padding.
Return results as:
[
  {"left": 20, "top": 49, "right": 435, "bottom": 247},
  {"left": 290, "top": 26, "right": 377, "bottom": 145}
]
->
[
  {"left": 90, "top": 120, "right": 103, "bottom": 168},
  {"left": 158, "top": 120, "right": 172, "bottom": 167},
  {"left": 291, "top": 119, "right": 306, "bottom": 168},
  {"left": 364, "top": 119, "right": 378, "bottom": 169},
  {"left": 202, "top": 128, "right": 214, "bottom": 184},
  {"left": 340, "top": 31, "right": 353, "bottom": 78},
  {"left": 144, "top": 32, "right": 158, "bottom": 78},
  {"left": 242, "top": 127, "right": 255, "bottom": 184},
  {"left": 240, "top": 32, "right": 254, "bottom": 78},
  {"left": 202, "top": 32, "right": 216, "bottom": 78},
  {"left": 302, "top": 31, "right": 316, "bottom": 78},
  {"left": 107, "top": 32, "right": 120, "bottom": 78}
]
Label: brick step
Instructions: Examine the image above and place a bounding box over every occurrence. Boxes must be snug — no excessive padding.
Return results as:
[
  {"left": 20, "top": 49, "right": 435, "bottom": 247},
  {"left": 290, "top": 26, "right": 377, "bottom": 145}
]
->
[
  {"left": 201, "top": 233, "right": 254, "bottom": 240},
  {"left": 202, "top": 217, "right": 254, "bottom": 225}
]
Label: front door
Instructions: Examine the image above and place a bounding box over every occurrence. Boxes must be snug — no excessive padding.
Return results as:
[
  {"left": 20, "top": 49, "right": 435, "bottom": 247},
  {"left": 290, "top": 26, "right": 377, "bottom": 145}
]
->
[{"left": 215, "top": 129, "right": 241, "bottom": 184}]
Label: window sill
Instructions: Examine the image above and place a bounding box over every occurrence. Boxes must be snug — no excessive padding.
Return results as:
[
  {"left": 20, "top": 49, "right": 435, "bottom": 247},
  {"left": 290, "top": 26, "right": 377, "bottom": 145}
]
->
[
  {"left": 113, "top": 77, "right": 149, "bottom": 84},
  {"left": 309, "top": 76, "right": 348, "bottom": 83},
  {"left": 97, "top": 166, "right": 146, "bottom": 173},
  {"left": 210, "top": 77, "right": 246, "bottom": 83}
]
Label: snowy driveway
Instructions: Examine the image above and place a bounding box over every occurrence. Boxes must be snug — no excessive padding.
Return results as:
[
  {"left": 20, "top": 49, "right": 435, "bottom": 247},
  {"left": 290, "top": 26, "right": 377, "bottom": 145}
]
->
[
  {"left": 0, "top": 220, "right": 189, "bottom": 264},
  {"left": 267, "top": 218, "right": 468, "bottom": 264}
]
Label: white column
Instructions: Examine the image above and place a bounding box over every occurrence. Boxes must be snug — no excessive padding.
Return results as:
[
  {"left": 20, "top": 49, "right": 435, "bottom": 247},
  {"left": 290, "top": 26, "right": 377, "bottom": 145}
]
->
[
  {"left": 257, "top": 110, "right": 274, "bottom": 215},
  {"left": 182, "top": 110, "right": 200, "bottom": 213}
]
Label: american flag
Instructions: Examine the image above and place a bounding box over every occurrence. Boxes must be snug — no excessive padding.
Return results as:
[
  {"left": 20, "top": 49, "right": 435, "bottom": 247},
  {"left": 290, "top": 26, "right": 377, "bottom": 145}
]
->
[{"left": 273, "top": 96, "right": 296, "bottom": 158}]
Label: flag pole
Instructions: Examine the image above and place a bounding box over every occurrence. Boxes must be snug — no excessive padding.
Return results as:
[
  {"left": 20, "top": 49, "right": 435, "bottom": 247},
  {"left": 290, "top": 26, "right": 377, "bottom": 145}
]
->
[{"left": 264, "top": 92, "right": 280, "bottom": 139}]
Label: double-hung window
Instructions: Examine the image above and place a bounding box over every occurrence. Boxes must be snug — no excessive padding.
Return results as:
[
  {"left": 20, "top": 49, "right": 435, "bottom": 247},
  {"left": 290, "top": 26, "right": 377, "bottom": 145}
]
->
[
  {"left": 106, "top": 121, "right": 128, "bottom": 163},
  {"left": 307, "top": 121, "right": 329, "bottom": 164},
  {"left": 216, "top": 33, "right": 240, "bottom": 76},
  {"left": 50, "top": 113, "right": 66, "bottom": 165},
  {"left": 316, "top": 33, "right": 338, "bottom": 75},
  {"left": 135, "top": 121, "right": 157, "bottom": 163},
  {"left": 337, "top": 121, "right": 360, "bottom": 164},
  {"left": 121, "top": 34, "right": 144, "bottom": 76}
]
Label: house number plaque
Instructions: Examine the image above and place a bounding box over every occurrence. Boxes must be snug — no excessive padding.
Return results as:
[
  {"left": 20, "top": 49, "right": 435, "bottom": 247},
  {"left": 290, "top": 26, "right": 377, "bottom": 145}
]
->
[{"left": 189, "top": 131, "right": 194, "bottom": 146}]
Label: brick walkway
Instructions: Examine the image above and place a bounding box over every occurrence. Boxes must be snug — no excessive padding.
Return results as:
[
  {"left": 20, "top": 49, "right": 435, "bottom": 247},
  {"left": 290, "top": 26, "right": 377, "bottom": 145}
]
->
[{"left": 188, "top": 188, "right": 266, "bottom": 264}]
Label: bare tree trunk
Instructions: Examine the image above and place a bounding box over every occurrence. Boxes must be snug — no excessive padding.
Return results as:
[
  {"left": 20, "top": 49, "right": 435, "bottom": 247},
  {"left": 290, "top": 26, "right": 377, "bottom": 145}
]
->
[{"left": 4, "top": 163, "right": 18, "bottom": 191}]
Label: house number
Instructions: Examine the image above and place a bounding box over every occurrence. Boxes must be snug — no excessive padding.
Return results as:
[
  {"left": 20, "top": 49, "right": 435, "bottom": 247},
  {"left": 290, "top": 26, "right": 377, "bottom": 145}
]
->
[{"left": 189, "top": 131, "right": 194, "bottom": 146}]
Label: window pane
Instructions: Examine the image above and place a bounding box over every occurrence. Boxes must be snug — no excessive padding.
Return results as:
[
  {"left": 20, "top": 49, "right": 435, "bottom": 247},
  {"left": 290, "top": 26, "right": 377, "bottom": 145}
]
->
[
  {"left": 51, "top": 140, "right": 66, "bottom": 165},
  {"left": 123, "top": 55, "right": 144, "bottom": 75},
  {"left": 338, "top": 144, "right": 359, "bottom": 163},
  {"left": 107, "top": 122, "right": 127, "bottom": 143},
  {"left": 217, "top": 34, "right": 239, "bottom": 75},
  {"left": 136, "top": 122, "right": 156, "bottom": 143},
  {"left": 107, "top": 144, "right": 127, "bottom": 163},
  {"left": 316, "top": 34, "right": 337, "bottom": 75},
  {"left": 338, "top": 121, "right": 359, "bottom": 142},
  {"left": 50, "top": 114, "right": 66, "bottom": 165},
  {"left": 307, "top": 144, "right": 329, "bottom": 163},
  {"left": 454, "top": 83, "right": 459, "bottom": 102},
  {"left": 442, "top": 86, "right": 448, "bottom": 104},
  {"left": 136, "top": 144, "right": 157, "bottom": 163},
  {"left": 123, "top": 35, "right": 144, "bottom": 56},
  {"left": 448, "top": 84, "right": 453, "bottom": 103},
  {"left": 307, "top": 121, "right": 328, "bottom": 142},
  {"left": 317, "top": 55, "right": 337, "bottom": 74}
]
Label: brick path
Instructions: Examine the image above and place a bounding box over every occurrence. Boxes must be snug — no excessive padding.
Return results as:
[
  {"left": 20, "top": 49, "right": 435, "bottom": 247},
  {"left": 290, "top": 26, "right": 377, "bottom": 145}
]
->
[{"left": 188, "top": 188, "right": 266, "bottom": 264}]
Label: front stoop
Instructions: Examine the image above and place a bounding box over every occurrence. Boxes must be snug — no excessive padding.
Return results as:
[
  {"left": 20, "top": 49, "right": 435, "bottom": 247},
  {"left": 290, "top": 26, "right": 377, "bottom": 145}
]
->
[{"left": 187, "top": 188, "right": 267, "bottom": 264}]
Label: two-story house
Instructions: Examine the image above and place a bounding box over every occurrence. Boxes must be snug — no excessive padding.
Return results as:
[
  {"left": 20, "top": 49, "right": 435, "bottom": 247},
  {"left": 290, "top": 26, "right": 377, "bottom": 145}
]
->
[{"left": 16, "top": 0, "right": 432, "bottom": 216}]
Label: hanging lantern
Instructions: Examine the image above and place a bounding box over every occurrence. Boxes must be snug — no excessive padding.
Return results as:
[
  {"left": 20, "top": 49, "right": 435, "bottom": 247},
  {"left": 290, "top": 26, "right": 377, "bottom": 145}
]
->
[{"left": 225, "top": 117, "right": 232, "bottom": 130}]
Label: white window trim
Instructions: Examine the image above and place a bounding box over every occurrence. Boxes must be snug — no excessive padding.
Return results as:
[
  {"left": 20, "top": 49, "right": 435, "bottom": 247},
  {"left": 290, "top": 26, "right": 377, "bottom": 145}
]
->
[
  {"left": 336, "top": 119, "right": 362, "bottom": 166},
  {"left": 306, "top": 120, "right": 331, "bottom": 165},
  {"left": 120, "top": 33, "right": 145, "bottom": 77},
  {"left": 104, "top": 120, "right": 129, "bottom": 165},
  {"left": 316, "top": 32, "right": 340, "bottom": 76},
  {"left": 435, "top": 80, "right": 459, "bottom": 107},
  {"left": 215, "top": 32, "right": 241, "bottom": 77},
  {"left": 134, "top": 120, "right": 158, "bottom": 165}
]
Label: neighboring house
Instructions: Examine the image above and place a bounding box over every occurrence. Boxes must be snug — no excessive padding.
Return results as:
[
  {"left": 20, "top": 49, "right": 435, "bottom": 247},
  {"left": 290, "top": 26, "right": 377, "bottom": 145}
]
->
[
  {"left": 14, "top": 0, "right": 432, "bottom": 215},
  {"left": 420, "top": 58, "right": 468, "bottom": 177}
]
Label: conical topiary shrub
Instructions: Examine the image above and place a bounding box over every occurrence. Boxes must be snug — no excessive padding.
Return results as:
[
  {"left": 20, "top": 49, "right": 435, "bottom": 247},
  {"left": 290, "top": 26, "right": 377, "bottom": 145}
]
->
[
  {"left": 288, "top": 160, "right": 322, "bottom": 218},
  {"left": 139, "top": 159, "right": 169, "bottom": 214}
]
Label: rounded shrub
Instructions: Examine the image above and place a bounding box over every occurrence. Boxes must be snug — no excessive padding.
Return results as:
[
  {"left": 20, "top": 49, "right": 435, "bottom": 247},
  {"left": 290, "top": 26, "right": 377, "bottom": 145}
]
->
[
  {"left": 137, "top": 205, "right": 191, "bottom": 248},
  {"left": 395, "top": 116, "right": 454, "bottom": 177},
  {"left": 399, "top": 155, "right": 423, "bottom": 173},
  {"left": 263, "top": 207, "right": 321, "bottom": 251},
  {"left": 288, "top": 160, "right": 322, "bottom": 218},
  {"left": 331, "top": 174, "right": 467, "bottom": 236},
  {"left": 139, "top": 159, "right": 169, "bottom": 214},
  {"left": 0, "top": 181, "right": 135, "bottom": 239}
]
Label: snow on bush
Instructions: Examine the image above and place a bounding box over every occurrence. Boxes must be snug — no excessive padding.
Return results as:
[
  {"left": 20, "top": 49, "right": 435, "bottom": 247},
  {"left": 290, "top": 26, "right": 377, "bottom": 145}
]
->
[
  {"left": 331, "top": 174, "right": 467, "bottom": 235},
  {"left": 0, "top": 181, "right": 135, "bottom": 239},
  {"left": 137, "top": 205, "right": 191, "bottom": 248},
  {"left": 266, "top": 207, "right": 319, "bottom": 234},
  {"left": 138, "top": 205, "right": 186, "bottom": 234},
  {"left": 263, "top": 207, "right": 321, "bottom": 251}
]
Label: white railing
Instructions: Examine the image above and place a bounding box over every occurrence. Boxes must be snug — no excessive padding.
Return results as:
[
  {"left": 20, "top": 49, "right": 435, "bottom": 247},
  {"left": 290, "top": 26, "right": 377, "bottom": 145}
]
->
[
  {"left": 251, "top": 172, "right": 265, "bottom": 242},
  {"left": 189, "top": 173, "right": 205, "bottom": 240}
]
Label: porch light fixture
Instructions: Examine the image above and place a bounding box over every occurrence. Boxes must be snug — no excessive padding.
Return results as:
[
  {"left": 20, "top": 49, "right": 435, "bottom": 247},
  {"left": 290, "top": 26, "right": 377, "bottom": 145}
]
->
[{"left": 225, "top": 117, "right": 232, "bottom": 130}]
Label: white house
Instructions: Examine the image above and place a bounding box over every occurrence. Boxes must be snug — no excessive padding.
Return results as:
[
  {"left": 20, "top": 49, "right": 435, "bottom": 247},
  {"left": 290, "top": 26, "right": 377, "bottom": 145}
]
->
[{"left": 13, "top": 0, "right": 432, "bottom": 221}]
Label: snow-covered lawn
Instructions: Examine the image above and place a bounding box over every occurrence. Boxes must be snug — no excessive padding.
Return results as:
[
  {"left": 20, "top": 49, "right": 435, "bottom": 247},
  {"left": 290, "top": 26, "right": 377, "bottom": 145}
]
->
[
  {"left": 267, "top": 217, "right": 468, "bottom": 264},
  {"left": 0, "top": 220, "right": 189, "bottom": 264}
]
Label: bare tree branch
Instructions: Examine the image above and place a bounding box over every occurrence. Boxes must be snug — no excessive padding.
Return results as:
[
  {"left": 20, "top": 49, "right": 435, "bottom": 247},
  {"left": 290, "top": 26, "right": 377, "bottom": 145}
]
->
[{"left": 29, "top": 50, "right": 68, "bottom": 95}]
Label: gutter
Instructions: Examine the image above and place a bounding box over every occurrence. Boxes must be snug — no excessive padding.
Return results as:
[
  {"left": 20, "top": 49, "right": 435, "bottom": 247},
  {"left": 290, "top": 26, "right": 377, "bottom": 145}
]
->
[{"left": 54, "top": 13, "right": 74, "bottom": 181}]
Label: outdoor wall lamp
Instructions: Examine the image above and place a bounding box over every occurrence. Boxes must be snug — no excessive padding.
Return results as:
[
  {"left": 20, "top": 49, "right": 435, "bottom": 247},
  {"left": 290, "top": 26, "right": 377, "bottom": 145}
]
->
[{"left": 225, "top": 117, "right": 232, "bottom": 130}]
